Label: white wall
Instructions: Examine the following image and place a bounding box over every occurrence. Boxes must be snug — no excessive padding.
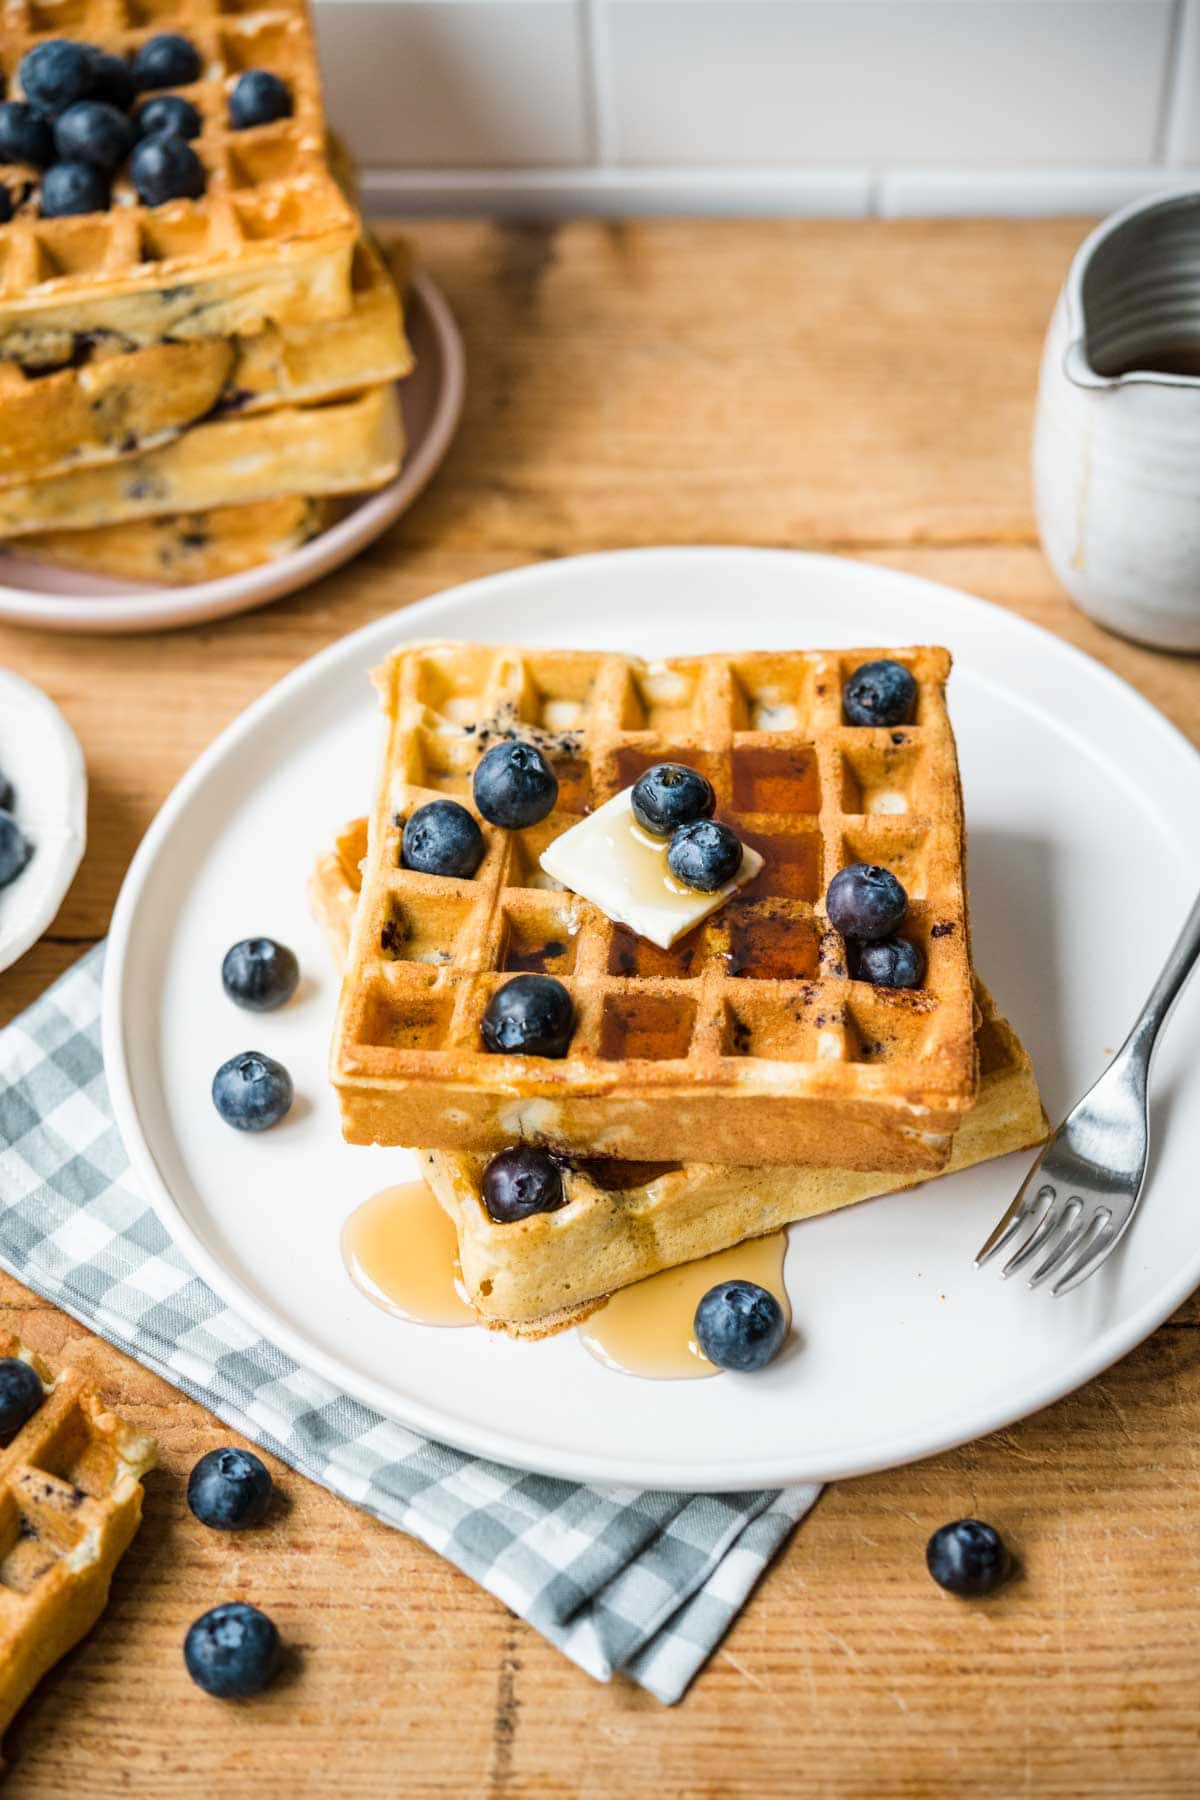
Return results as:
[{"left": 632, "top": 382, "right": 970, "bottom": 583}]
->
[{"left": 313, "top": 0, "right": 1198, "bottom": 215}]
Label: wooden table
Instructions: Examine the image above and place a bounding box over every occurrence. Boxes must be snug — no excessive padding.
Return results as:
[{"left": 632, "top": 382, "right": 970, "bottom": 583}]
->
[{"left": 1, "top": 220, "right": 1198, "bottom": 1797}]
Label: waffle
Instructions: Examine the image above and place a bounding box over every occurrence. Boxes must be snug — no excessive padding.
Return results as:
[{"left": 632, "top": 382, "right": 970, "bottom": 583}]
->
[
  {"left": 0, "top": 237, "right": 411, "bottom": 488},
  {"left": 314, "top": 822, "right": 1045, "bottom": 1333},
  {"left": 0, "top": 0, "right": 359, "bottom": 368},
  {"left": 0, "top": 1335, "right": 156, "bottom": 1739},
  {"left": 19, "top": 494, "right": 336, "bottom": 581},
  {"left": 330, "top": 643, "right": 977, "bottom": 1170},
  {"left": 0, "top": 383, "right": 400, "bottom": 534}
]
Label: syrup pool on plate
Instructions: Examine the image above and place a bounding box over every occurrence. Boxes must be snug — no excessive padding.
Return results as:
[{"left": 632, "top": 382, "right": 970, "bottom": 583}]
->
[{"left": 341, "top": 1181, "right": 474, "bottom": 1327}]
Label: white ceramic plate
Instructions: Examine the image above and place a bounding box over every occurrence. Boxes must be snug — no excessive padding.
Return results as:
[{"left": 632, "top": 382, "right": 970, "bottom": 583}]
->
[
  {"left": 0, "top": 670, "right": 86, "bottom": 974},
  {"left": 103, "top": 549, "right": 1200, "bottom": 1491},
  {"left": 0, "top": 270, "right": 464, "bottom": 635}
]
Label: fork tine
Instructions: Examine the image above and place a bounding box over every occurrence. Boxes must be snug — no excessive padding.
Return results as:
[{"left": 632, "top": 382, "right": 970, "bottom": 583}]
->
[
  {"left": 976, "top": 1181, "right": 1053, "bottom": 1268},
  {"left": 1051, "top": 1214, "right": 1115, "bottom": 1296},
  {"left": 1028, "top": 1199, "right": 1087, "bottom": 1288},
  {"left": 1001, "top": 1198, "right": 1065, "bottom": 1278}
]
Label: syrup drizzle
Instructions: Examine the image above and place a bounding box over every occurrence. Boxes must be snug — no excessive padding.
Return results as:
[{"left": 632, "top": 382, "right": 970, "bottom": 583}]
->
[{"left": 341, "top": 1181, "right": 474, "bottom": 1327}]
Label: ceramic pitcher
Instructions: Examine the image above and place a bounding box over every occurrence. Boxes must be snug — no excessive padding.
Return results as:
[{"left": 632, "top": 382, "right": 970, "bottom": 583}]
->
[{"left": 1033, "top": 187, "right": 1200, "bottom": 653}]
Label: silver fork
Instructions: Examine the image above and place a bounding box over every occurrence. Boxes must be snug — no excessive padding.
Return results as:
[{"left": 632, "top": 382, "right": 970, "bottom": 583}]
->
[{"left": 976, "top": 888, "right": 1200, "bottom": 1295}]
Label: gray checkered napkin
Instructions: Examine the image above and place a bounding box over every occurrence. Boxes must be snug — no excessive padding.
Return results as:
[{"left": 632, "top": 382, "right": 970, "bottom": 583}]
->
[{"left": 0, "top": 946, "right": 819, "bottom": 1703}]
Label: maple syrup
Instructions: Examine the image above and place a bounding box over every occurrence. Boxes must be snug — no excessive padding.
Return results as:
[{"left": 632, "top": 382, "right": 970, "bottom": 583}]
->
[
  {"left": 341, "top": 1181, "right": 474, "bottom": 1327},
  {"left": 579, "top": 1232, "right": 790, "bottom": 1379}
]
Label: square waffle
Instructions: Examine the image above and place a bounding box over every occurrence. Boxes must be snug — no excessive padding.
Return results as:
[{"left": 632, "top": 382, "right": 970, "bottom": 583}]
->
[
  {"left": 19, "top": 492, "right": 335, "bottom": 580},
  {"left": 330, "top": 642, "right": 978, "bottom": 1170},
  {"left": 0, "top": 0, "right": 358, "bottom": 368},
  {"left": 0, "top": 1335, "right": 156, "bottom": 1738},
  {"left": 0, "top": 236, "right": 411, "bottom": 488},
  {"left": 0, "top": 380, "right": 400, "bottom": 532},
  {"left": 314, "top": 822, "right": 1045, "bottom": 1333}
]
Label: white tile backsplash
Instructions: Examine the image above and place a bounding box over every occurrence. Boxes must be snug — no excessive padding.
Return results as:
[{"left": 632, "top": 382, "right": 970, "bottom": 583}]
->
[
  {"left": 601, "top": 1, "right": 1173, "bottom": 168},
  {"left": 314, "top": 0, "right": 589, "bottom": 167}
]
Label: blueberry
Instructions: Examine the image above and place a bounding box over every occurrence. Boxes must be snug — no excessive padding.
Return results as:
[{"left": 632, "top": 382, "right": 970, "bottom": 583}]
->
[
  {"left": 0, "top": 1358, "right": 43, "bottom": 1435},
  {"left": 212, "top": 1051, "right": 293, "bottom": 1131},
  {"left": 666, "top": 819, "right": 743, "bottom": 893},
  {"left": 694, "top": 1281, "right": 787, "bottom": 1373},
  {"left": 481, "top": 974, "right": 573, "bottom": 1058},
  {"left": 843, "top": 658, "right": 918, "bottom": 729},
  {"left": 630, "top": 763, "right": 715, "bottom": 837},
  {"left": 0, "top": 771, "right": 11, "bottom": 812},
  {"left": 0, "top": 101, "right": 54, "bottom": 168},
  {"left": 221, "top": 938, "right": 300, "bottom": 1012},
  {"left": 40, "top": 159, "right": 110, "bottom": 216},
  {"left": 472, "top": 740, "right": 558, "bottom": 830},
  {"left": 482, "top": 1146, "right": 566, "bottom": 1222},
  {"left": 825, "top": 863, "right": 907, "bottom": 942},
  {"left": 0, "top": 187, "right": 11, "bottom": 224},
  {"left": 87, "top": 49, "right": 135, "bottom": 112},
  {"left": 926, "top": 1519, "right": 1011, "bottom": 1597},
  {"left": 856, "top": 936, "right": 925, "bottom": 989},
  {"left": 129, "top": 133, "right": 205, "bottom": 204},
  {"left": 0, "top": 809, "right": 31, "bottom": 886},
  {"left": 135, "top": 92, "right": 201, "bottom": 141},
  {"left": 184, "top": 1602, "right": 281, "bottom": 1698},
  {"left": 187, "top": 1446, "right": 273, "bottom": 1530},
  {"left": 131, "top": 33, "right": 202, "bottom": 92},
  {"left": 228, "top": 69, "right": 293, "bottom": 130},
  {"left": 18, "top": 41, "right": 95, "bottom": 118},
  {"left": 53, "top": 100, "right": 134, "bottom": 172},
  {"left": 401, "top": 799, "right": 485, "bottom": 879}
]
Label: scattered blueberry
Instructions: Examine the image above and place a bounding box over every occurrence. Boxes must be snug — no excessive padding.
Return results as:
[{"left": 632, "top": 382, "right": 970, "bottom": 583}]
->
[
  {"left": 40, "top": 159, "right": 110, "bottom": 216},
  {"left": 694, "top": 1281, "right": 787, "bottom": 1373},
  {"left": 129, "top": 133, "right": 205, "bottom": 204},
  {"left": 87, "top": 49, "right": 136, "bottom": 112},
  {"left": 0, "top": 186, "right": 11, "bottom": 224},
  {"left": 473, "top": 740, "right": 558, "bottom": 830},
  {"left": 856, "top": 936, "right": 925, "bottom": 989},
  {"left": 0, "top": 1358, "right": 43, "bottom": 1435},
  {"left": 53, "top": 100, "right": 134, "bottom": 172},
  {"left": 188, "top": 1447, "right": 273, "bottom": 1530},
  {"left": 131, "top": 33, "right": 202, "bottom": 92},
  {"left": 401, "top": 799, "right": 485, "bottom": 879},
  {"left": 0, "top": 101, "right": 54, "bottom": 168},
  {"left": 221, "top": 938, "right": 300, "bottom": 1012},
  {"left": 212, "top": 1051, "right": 293, "bottom": 1131},
  {"left": 481, "top": 973, "right": 574, "bottom": 1058},
  {"left": 843, "top": 658, "right": 918, "bottom": 728},
  {"left": 481, "top": 1146, "right": 566, "bottom": 1222},
  {"left": 825, "top": 863, "right": 908, "bottom": 942},
  {"left": 0, "top": 810, "right": 31, "bottom": 886},
  {"left": 926, "top": 1519, "right": 1011, "bottom": 1597},
  {"left": 666, "top": 818, "right": 743, "bottom": 893},
  {"left": 228, "top": 68, "right": 293, "bottom": 130},
  {"left": 135, "top": 92, "right": 201, "bottom": 141},
  {"left": 184, "top": 1602, "right": 281, "bottom": 1698},
  {"left": 18, "top": 41, "right": 95, "bottom": 118},
  {"left": 630, "top": 763, "right": 715, "bottom": 837}
]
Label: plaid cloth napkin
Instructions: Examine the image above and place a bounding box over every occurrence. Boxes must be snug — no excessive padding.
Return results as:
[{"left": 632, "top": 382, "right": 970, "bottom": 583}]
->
[{"left": 0, "top": 946, "right": 819, "bottom": 1703}]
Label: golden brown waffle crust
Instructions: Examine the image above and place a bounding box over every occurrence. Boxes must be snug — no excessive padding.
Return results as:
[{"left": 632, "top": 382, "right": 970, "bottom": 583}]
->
[
  {"left": 0, "top": 1335, "right": 156, "bottom": 1738},
  {"left": 313, "top": 827, "right": 1044, "bottom": 1334},
  {"left": 0, "top": 0, "right": 358, "bottom": 365},
  {"left": 331, "top": 641, "right": 978, "bottom": 1169},
  {"left": 20, "top": 496, "right": 337, "bottom": 584}
]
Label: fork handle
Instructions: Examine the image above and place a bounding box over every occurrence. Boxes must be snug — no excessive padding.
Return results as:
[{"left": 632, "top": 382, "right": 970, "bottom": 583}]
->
[{"left": 1124, "top": 886, "right": 1200, "bottom": 1065}]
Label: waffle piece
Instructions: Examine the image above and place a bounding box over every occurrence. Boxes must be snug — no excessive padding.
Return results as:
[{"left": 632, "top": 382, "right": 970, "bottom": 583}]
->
[
  {"left": 19, "top": 494, "right": 336, "bottom": 582},
  {"left": 0, "top": 1335, "right": 156, "bottom": 1738},
  {"left": 0, "top": 238, "right": 411, "bottom": 488},
  {"left": 314, "top": 823, "right": 1044, "bottom": 1333},
  {"left": 330, "top": 643, "right": 977, "bottom": 1169},
  {"left": 0, "top": 383, "right": 400, "bottom": 534},
  {"left": 0, "top": 0, "right": 359, "bottom": 368}
]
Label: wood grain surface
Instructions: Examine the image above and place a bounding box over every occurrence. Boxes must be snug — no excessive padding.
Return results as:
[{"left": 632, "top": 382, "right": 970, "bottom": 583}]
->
[{"left": 1, "top": 219, "right": 1198, "bottom": 1797}]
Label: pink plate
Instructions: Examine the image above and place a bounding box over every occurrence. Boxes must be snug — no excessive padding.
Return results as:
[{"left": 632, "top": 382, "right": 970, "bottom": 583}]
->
[{"left": 0, "top": 268, "right": 464, "bottom": 635}]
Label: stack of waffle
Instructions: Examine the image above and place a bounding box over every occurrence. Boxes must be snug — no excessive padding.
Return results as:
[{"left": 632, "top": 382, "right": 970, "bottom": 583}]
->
[
  {"left": 0, "top": 0, "right": 411, "bottom": 584},
  {"left": 315, "top": 642, "right": 1048, "bottom": 1336}
]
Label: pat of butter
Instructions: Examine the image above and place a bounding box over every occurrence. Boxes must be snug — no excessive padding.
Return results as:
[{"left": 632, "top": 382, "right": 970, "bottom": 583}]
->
[{"left": 539, "top": 789, "right": 763, "bottom": 950}]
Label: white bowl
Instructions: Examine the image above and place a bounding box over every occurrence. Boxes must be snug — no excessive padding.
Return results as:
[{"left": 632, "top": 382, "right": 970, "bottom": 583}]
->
[{"left": 0, "top": 670, "right": 86, "bottom": 973}]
